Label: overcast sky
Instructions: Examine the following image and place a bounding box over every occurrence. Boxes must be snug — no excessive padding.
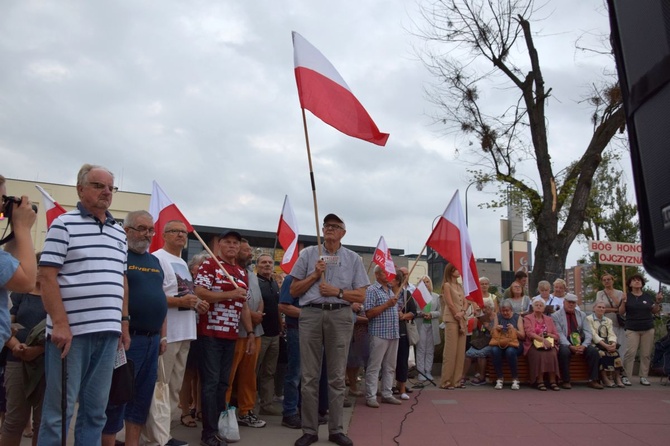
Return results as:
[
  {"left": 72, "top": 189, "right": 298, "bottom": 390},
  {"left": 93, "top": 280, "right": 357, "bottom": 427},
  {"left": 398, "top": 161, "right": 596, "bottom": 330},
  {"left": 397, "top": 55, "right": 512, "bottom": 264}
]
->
[{"left": 0, "top": 1, "right": 634, "bottom": 273}]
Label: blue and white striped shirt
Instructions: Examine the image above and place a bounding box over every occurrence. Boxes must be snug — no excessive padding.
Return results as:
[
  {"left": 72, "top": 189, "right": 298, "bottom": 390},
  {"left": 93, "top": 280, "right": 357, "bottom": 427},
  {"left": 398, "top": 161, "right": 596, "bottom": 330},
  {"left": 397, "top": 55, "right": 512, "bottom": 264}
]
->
[{"left": 40, "top": 203, "right": 127, "bottom": 337}]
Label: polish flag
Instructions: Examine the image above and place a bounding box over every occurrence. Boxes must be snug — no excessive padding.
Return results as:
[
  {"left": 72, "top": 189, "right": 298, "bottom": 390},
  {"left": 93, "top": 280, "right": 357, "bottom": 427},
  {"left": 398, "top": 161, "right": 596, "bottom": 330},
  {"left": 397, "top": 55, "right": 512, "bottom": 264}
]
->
[
  {"left": 149, "top": 181, "right": 194, "bottom": 253},
  {"left": 412, "top": 280, "right": 432, "bottom": 311},
  {"left": 277, "top": 195, "right": 299, "bottom": 274},
  {"left": 426, "top": 190, "right": 483, "bottom": 308},
  {"left": 372, "top": 236, "right": 396, "bottom": 280},
  {"left": 292, "top": 31, "right": 390, "bottom": 146},
  {"left": 35, "top": 185, "right": 67, "bottom": 228}
]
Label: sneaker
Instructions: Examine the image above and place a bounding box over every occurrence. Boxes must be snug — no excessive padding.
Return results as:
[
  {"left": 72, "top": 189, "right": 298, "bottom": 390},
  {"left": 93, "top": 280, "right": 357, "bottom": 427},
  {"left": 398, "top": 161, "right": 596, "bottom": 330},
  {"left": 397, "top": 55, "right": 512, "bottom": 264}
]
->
[
  {"left": 166, "top": 439, "right": 188, "bottom": 446},
  {"left": 494, "top": 379, "right": 503, "bottom": 390},
  {"left": 273, "top": 395, "right": 284, "bottom": 402},
  {"left": 640, "top": 377, "right": 651, "bottom": 386},
  {"left": 417, "top": 375, "right": 427, "bottom": 381},
  {"left": 366, "top": 399, "right": 380, "bottom": 408},
  {"left": 237, "top": 410, "right": 266, "bottom": 428},
  {"left": 511, "top": 380, "right": 520, "bottom": 391},
  {"left": 281, "top": 414, "right": 302, "bottom": 429},
  {"left": 425, "top": 373, "right": 434, "bottom": 380},
  {"left": 622, "top": 377, "right": 632, "bottom": 386},
  {"left": 381, "top": 396, "right": 402, "bottom": 405},
  {"left": 400, "top": 393, "right": 410, "bottom": 400}
]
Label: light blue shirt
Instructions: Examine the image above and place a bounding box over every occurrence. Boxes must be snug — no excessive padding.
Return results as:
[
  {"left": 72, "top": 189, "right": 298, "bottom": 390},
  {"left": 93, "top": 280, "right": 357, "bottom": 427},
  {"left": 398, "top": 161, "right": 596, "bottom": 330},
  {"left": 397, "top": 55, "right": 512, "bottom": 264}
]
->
[{"left": 0, "top": 250, "right": 20, "bottom": 345}]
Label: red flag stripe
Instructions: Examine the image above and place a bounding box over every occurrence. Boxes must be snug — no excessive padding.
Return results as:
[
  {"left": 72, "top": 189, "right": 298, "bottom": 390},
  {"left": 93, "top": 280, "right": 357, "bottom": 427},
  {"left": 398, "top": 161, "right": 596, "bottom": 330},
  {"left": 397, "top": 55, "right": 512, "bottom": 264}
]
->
[
  {"left": 149, "top": 181, "right": 193, "bottom": 253},
  {"left": 292, "top": 31, "right": 389, "bottom": 146}
]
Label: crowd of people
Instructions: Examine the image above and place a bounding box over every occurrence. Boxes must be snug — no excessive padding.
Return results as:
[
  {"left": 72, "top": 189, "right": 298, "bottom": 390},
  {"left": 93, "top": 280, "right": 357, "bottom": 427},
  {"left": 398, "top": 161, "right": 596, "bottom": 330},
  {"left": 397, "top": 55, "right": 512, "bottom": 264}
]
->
[{"left": 0, "top": 166, "right": 668, "bottom": 446}]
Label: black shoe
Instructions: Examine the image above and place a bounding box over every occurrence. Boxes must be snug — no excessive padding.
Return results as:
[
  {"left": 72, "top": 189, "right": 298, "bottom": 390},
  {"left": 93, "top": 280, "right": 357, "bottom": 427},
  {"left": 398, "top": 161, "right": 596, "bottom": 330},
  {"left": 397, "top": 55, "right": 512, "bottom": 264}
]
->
[
  {"left": 318, "top": 413, "right": 328, "bottom": 425},
  {"left": 166, "top": 439, "right": 188, "bottom": 446},
  {"left": 282, "top": 414, "right": 302, "bottom": 429},
  {"left": 200, "top": 435, "right": 227, "bottom": 446},
  {"left": 295, "top": 433, "right": 319, "bottom": 446},
  {"left": 328, "top": 433, "right": 354, "bottom": 446}
]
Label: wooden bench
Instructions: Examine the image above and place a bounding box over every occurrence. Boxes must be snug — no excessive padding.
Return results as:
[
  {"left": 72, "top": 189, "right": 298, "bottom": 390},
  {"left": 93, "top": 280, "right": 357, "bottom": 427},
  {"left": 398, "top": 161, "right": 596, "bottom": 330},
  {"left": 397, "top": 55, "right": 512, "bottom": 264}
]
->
[{"left": 484, "top": 352, "right": 590, "bottom": 384}]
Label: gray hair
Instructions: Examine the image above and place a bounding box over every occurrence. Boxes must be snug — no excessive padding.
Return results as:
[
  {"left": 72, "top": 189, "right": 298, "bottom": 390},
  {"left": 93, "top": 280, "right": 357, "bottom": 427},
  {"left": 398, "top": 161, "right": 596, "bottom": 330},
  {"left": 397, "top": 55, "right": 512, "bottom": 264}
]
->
[
  {"left": 124, "top": 210, "right": 153, "bottom": 228},
  {"left": 76, "top": 164, "right": 114, "bottom": 187},
  {"left": 553, "top": 278, "right": 567, "bottom": 288},
  {"left": 479, "top": 276, "right": 490, "bottom": 283},
  {"left": 188, "top": 252, "right": 210, "bottom": 271},
  {"left": 500, "top": 300, "right": 514, "bottom": 311},
  {"left": 537, "top": 280, "right": 551, "bottom": 292}
]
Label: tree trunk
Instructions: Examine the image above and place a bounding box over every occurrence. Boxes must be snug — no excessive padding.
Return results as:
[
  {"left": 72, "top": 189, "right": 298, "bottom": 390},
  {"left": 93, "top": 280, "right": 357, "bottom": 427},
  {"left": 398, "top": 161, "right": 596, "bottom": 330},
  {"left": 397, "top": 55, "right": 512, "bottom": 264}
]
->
[{"left": 530, "top": 235, "right": 570, "bottom": 294}]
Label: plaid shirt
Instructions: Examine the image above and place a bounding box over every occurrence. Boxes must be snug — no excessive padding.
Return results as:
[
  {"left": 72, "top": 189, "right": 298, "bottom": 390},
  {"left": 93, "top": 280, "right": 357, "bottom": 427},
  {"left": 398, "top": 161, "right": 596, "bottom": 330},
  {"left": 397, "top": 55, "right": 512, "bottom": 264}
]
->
[{"left": 364, "top": 281, "right": 399, "bottom": 340}]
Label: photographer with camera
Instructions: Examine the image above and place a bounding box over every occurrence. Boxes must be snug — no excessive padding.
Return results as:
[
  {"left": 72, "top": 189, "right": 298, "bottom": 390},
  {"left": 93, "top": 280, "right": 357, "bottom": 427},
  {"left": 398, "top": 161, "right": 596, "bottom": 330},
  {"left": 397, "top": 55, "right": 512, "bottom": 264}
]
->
[{"left": 0, "top": 174, "right": 38, "bottom": 345}]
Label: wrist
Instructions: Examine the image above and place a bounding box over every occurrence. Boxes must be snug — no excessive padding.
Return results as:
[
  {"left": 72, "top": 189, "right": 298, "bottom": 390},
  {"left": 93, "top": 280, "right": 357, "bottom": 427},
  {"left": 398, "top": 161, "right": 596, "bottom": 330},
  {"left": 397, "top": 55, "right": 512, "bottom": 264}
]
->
[{"left": 160, "top": 337, "right": 168, "bottom": 343}]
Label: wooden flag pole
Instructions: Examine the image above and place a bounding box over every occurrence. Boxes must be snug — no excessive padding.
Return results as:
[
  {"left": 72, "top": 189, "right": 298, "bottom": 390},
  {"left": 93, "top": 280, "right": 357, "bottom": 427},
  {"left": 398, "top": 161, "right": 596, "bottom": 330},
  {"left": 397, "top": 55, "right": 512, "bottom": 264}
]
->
[{"left": 301, "top": 108, "right": 322, "bottom": 257}]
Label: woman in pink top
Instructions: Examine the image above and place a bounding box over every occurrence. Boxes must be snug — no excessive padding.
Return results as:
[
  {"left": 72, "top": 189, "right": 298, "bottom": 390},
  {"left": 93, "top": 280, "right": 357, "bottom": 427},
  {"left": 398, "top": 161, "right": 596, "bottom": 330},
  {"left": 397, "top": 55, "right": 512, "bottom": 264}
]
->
[{"left": 523, "top": 297, "right": 561, "bottom": 391}]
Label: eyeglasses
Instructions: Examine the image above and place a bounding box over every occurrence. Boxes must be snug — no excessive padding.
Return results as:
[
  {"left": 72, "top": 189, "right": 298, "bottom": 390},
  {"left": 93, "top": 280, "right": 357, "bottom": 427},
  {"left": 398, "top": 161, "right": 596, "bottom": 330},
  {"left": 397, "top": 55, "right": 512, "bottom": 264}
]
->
[
  {"left": 323, "top": 223, "right": 344, "bottom": 231},
  {"left": 165, "top": 229, "right": 188, "bottom": 235},
  {"left": 127, "top": 226, "right": 155, "bottom": 236},
  {"left": 87, "top": 181, "right": 118, "bottom": 193}
]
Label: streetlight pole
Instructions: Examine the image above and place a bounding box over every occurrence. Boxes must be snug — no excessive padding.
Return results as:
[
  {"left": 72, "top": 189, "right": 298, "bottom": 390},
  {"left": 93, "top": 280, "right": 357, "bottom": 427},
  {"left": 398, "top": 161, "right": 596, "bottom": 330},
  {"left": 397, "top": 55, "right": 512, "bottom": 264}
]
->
[{"left": 465, "top": 176, "right": 489, "bottom": 226}]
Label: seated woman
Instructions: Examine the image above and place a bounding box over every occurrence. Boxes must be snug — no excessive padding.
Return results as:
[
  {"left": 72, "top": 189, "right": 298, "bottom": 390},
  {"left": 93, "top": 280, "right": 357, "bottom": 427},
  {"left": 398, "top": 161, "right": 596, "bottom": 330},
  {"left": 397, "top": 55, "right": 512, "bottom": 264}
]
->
[
  {"left": 463, "top": 299, "right": 495, "bottom": 386},
  {"left": 523, "top": 297, "right": 561, "bottom": 391},
  {"left": 504, "top": 282, "right": 531, "bottom": 315},
  {"left": 587, "top": 302, "right": 625, "bottom": 387},
  {"left": 490, "top": 300, "right": 525, "bottom": 390}
]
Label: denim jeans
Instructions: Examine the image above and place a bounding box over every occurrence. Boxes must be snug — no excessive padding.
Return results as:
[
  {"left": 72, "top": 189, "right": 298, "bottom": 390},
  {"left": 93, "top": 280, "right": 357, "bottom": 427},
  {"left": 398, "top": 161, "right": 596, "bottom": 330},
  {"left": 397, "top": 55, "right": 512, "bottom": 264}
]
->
[
  {"left": 198, "top": 336, "right": 236, "bottom": 440},
  {"left": 282, "top": 327, "right": 300, "bottom": 417},
  {"left": 491, "top": 345, "right": 524, "bottom": 379},
  {"left": 103, "top": 334, "right": 160, "bottom": 433},
  {"left": 38, "top": 331, "right": 118, "bottom": 446}
]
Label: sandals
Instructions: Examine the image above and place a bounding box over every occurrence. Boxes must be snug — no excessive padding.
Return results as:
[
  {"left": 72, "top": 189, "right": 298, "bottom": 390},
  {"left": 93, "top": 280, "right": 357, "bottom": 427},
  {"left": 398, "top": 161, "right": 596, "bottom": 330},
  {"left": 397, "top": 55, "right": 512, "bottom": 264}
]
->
[
  {"left": 536, "top": 383, "right": 547, "bottom": 391},
  {"left": 181, "top": 413, "right": 197, "bottom": 428},
  {"left": 549, "top": 383, "right": 561, "bottom": 391}
]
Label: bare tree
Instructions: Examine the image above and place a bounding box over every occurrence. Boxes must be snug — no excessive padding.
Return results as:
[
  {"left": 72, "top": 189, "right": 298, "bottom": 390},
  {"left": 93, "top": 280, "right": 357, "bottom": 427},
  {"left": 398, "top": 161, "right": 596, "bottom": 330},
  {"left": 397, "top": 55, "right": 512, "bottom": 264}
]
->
[{"left": 418, "top": 0, "right": 625, "bottom": 291}]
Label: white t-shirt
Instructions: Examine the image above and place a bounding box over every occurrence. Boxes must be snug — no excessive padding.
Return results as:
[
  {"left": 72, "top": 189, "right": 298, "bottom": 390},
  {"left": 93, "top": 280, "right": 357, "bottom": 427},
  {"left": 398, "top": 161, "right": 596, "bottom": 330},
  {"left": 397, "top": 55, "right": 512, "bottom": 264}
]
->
[{"left": 153, "top": 249, "right": 197, "bottom": 343}]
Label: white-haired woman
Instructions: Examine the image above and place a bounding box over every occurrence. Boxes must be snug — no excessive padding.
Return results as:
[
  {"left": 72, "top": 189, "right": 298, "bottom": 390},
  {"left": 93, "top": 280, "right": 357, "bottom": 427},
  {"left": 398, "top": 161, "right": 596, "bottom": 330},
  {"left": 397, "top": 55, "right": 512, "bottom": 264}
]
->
[
  {"left": 480, "top": 276, "right": 499, "bottom": 313},
  {"left": 415, "top": 276, "right": 441, "bottom": 382}
]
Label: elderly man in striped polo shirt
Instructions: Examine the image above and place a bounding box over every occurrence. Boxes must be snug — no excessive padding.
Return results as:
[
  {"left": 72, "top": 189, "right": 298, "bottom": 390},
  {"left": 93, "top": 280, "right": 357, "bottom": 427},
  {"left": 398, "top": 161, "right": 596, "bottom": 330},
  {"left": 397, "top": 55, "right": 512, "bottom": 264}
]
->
[
  {"left": 38, "top": 164, "right": 130, "bottom": 445},
  {"left": 363, "top": 266, "right": 401, "bottom": 408}
]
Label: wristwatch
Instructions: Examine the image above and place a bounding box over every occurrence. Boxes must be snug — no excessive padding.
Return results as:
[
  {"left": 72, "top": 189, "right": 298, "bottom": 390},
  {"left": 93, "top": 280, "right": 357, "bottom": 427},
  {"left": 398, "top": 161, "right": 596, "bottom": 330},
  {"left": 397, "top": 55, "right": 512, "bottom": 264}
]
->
[
  {"left": 121, "top": 315, "right": 131, "bottom": 322},
  {"left": 338, "top": 289, "right": 344, "bottom": 299}
]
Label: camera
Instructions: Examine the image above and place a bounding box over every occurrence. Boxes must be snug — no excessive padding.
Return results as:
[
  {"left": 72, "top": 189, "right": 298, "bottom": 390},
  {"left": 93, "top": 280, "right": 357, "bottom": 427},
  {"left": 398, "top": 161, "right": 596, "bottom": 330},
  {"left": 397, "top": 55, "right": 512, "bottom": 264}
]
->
[{"left": 2, "top": 195, "right": 38, "bottom": 215}]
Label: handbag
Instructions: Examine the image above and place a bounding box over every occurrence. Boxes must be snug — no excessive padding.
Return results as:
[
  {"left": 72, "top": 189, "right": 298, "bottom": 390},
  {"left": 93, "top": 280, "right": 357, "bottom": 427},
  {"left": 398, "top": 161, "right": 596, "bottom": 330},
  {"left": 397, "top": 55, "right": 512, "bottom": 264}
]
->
[
  {"left": 603, "top": 290, "right": 626, "bottom": 328},
  {"left": 142, "top": 357, "right": 171, "bottom": 446},
  {"left": 405, "top": 320, "right": 420, "bottom": 346},
  {"left": 108, "top": 358, "right": 134, "bottom": 406},
  {"left": 533, "top": 336, "right": 555, "bottom": 349},
  {"left": 470, "top": 325, "right": 491, "bottom": 350},
  {"left": 219, "top": 405, "right": 240, "bottom": 443},
  {"left": 489, "top": 326, "right": 519, "bottom": 349}
]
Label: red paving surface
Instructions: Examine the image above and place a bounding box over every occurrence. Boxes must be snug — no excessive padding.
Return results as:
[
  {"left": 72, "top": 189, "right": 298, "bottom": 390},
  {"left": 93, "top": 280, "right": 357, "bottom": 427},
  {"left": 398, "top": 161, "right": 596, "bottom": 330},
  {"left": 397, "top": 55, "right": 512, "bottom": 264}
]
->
[{"left": 347, "top": 380, "right": 670, "bottom": 446}]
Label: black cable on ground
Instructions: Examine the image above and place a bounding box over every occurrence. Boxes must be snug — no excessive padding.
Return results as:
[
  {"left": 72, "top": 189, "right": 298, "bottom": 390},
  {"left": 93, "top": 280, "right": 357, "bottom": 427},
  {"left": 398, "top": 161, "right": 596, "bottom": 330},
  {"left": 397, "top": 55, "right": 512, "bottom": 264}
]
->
[{"left": 392, "top": 386, "right": 423, "bottom": 446}]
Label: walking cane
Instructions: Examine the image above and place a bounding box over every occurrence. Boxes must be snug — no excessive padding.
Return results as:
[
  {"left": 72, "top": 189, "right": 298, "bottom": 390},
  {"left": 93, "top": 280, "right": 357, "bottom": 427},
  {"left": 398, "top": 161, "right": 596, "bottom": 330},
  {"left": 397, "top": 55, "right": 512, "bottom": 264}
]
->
[{"left": 61, "top": 353, "right": 67, "bottom": 446}]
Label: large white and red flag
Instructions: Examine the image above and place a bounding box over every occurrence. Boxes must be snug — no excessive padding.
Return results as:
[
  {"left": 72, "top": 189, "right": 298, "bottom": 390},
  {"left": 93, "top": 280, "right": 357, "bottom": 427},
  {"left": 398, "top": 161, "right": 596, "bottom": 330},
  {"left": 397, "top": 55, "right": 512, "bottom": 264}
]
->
[
  {"left": 412, "top": 280, "right": 432, "bottom": 311},
  {"left": 292, "top": 31, "right": 389, "bottom": 146},
  {"left": 277, "top": 195, "right": 299, "bottom": 274},
  {"left": 372, "top": 236, "right": 396, "bottom": 280},
  {"left": 426, "top": 190, "right": 483, "bottom": 308},
  {"left": 149, "top": 181, "right": 194, "bottom": 253},
  {"left": 35, "top": 185, "right": 67, "bottom": 228}
]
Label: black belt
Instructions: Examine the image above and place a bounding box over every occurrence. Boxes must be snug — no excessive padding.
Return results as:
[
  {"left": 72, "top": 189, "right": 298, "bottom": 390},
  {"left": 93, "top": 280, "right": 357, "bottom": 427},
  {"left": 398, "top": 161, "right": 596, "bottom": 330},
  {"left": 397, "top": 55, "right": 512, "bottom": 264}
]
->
[
  {"left": 129, "top": 328, "right": 159, "bottom": 336},
  {"left": 305, "top": 303, "right": 349, "bottom": 310}
]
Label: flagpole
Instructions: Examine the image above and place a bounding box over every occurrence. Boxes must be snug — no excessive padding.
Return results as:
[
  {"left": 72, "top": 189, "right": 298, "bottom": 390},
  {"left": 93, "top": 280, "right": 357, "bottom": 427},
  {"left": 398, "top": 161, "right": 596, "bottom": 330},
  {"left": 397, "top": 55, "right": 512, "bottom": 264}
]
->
[
  {"left": 192, "top": 229, "right": 240, "bottom": 289},
  {"left": 301, "top": 108, "right": 322, "bottom": 257}
]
